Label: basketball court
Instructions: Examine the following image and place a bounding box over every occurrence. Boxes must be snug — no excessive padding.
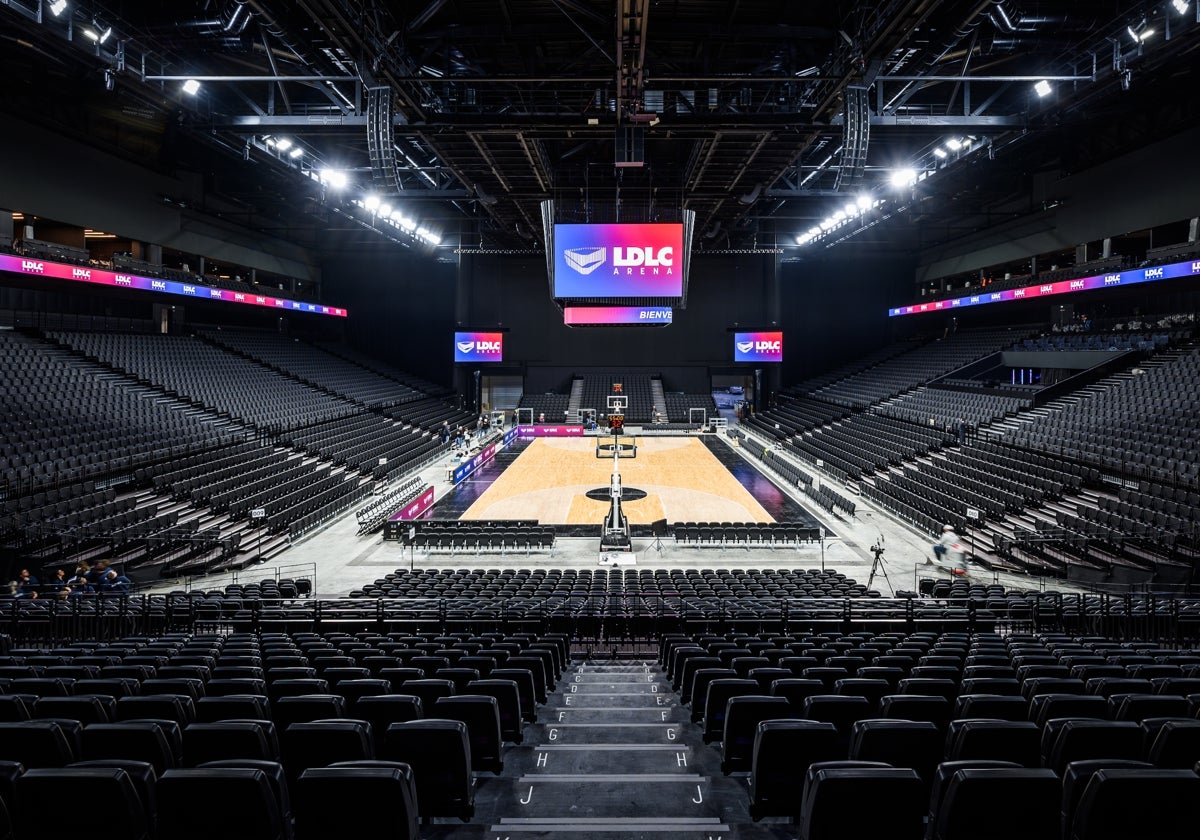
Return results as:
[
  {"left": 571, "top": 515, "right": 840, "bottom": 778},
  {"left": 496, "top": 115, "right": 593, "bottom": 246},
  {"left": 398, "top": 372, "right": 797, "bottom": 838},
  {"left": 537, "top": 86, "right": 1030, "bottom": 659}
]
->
[{"left": 458, "top": 436, "right": 775, "bottom": 525}]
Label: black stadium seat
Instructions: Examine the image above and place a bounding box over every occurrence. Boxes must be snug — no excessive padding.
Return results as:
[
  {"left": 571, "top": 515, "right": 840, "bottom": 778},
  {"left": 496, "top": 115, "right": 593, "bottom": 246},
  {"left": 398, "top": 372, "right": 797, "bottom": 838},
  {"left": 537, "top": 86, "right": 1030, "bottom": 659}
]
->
[
  {"left": 16, "top": 766, "right": 150, "bottom": 840},
  {"left": 156, "top": 768, "right": 286, "bottom": 840},
  {"left": 382, "top": 719, "right": 475, "bottom": 821}
]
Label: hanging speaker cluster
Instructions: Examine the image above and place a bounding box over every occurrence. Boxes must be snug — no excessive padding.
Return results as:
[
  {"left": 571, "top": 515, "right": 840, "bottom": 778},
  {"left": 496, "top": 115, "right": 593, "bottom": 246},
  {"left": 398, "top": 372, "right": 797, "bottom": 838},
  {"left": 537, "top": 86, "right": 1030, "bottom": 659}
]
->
[{"left": 367, "top": 86, "right": 400, "bottom": 192}]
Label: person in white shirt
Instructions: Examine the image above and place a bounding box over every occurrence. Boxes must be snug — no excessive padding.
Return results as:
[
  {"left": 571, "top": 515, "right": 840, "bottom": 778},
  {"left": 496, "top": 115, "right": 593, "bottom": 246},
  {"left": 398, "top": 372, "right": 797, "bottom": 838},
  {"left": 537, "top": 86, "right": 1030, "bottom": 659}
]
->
[{"left": 930, "top": 524, "right": 967, "bottom": 575}]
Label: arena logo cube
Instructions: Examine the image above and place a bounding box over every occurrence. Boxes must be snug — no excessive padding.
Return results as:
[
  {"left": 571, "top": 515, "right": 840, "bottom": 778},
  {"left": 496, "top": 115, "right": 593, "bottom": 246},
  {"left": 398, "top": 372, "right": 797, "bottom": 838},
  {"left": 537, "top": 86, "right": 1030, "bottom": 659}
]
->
[{"left": 554, "top": 223, "right": 684, "bottom": 298}]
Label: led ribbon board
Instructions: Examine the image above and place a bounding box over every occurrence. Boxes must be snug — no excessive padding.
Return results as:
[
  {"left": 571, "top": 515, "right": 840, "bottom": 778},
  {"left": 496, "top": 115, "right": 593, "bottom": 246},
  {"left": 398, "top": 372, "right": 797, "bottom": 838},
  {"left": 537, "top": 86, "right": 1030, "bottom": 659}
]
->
[
  {"left": 553, "top": 223, "right": 684, "bottom": 298},
  {"left": 889, "top": 257, "right": 1200, "bottom": 317},
  {"left": 453, "top": 331, "right": 504, "bottom": 363},
  {"left": 734, "top": 330, "right": 783, "bottom": 363},
  {"left": 563, "top": 306, "right": 673, "bottom": 325},
  {"left": 0, "top": 254, "right": 347, "bottom": 317}
]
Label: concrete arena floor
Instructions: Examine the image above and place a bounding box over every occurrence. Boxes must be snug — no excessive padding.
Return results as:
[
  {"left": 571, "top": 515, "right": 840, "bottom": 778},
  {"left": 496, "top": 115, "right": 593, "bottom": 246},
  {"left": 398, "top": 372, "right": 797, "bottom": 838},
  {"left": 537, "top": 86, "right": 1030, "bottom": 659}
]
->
[{"left": 144, "top": 425, "right": 1074, "bottom": 599}]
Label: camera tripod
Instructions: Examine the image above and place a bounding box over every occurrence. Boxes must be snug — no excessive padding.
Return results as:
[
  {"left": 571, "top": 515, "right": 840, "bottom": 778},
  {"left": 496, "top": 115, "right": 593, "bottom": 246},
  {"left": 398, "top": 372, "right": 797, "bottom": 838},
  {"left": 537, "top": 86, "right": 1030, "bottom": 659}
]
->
[{"left": 867, "top": 536, "right": 892, "bottom": 591}]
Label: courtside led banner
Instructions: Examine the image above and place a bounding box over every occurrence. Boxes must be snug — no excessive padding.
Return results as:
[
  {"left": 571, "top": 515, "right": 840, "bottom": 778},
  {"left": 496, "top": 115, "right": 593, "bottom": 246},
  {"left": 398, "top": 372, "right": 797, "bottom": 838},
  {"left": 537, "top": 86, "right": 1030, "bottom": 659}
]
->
[
  {"left": 0, "top": 253, "right": 347, "bottom": 317},
  {"left": 517, "top": 425, "right": 584, "bottom": 438},
  {"left": 387, "top": 486, "right": 435, "bottom": 522},
  {"left": 734, "top": 331, "right": 783, "bottom": 363},
  {"left": 453, "top": 442, "right": 498, "bottom": 484},
  {"left": 553, "top": 223, "right": 684, "bottom": 298},
  {"left": 563, "top": 306, "right": 673, "bottom": 325},
  {"left": 889, "top": 257, "right": 1200, "bottom": 317},
  {"left": 453, "top": 331, "right": 504, "bottom": 363}
]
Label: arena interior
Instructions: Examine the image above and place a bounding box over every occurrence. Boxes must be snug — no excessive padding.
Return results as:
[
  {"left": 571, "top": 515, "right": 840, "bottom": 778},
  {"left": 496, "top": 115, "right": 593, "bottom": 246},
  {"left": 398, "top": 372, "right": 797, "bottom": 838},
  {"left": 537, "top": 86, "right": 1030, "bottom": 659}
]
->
[{"left": 3, "top": 1, "right": 1200, "bottom": 838}]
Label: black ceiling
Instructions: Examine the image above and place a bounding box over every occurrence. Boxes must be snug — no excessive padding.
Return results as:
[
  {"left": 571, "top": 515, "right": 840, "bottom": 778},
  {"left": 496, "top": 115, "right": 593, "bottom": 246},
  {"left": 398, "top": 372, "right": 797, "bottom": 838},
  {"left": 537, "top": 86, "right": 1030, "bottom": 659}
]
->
[{"left": 2, "top": 0, "right": 1198, "bottom": 255}]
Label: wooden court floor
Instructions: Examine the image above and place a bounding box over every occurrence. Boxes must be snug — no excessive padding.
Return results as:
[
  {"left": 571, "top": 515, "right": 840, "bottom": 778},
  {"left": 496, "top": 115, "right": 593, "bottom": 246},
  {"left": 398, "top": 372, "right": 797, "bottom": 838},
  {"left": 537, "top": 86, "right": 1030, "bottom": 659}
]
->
[{"left": 461, "top": 437, "right": 774, "bottom": 525}]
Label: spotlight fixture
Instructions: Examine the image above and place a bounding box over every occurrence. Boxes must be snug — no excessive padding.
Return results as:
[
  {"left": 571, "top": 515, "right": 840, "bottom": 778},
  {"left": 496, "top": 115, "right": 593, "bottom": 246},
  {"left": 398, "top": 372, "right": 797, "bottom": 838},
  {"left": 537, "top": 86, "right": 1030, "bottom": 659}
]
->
[
  {"left": 933, "top": 147, "right": 948, "bottom": 159},
  {"left": 1172, "top": 0, "right": 1189, "bottom": 14},
  {"left": 889, "top": 168, "right": 918, "bottom": 188},
  {"left": 1127, "top": 24, "right": 1155, "bottom": 41},
  {"left": 363, "top": 194, "right": 381, "bottom": 210},
  {"left": 48, "top": 0, "right": 67, "bottom": 16},
  {"left": 273, "top": 137, "right": 292, "bottom": 151},
  {"left": 1033, "top": 79, "right": 1052, "bottom": 98},
  {"left": 855, "top": 195, "right": 872, "bottom": 211},
  {"left": 287, "top": 146, "right": 303, "bottom": 159},
  {"left": 945, "top": 137, "right": 964, "bottom": 151},
  {"left": 98, "top": 26, "right": 112, "bottom": 43},
  {"left": 319, "top": 169, "right": 348, "bottom": 189},
  {"left": 379, "top": 203, "right": 393, "bottom": 217},
  {"left": 181, "top": 79, "right": 201, "bottom": 95}
]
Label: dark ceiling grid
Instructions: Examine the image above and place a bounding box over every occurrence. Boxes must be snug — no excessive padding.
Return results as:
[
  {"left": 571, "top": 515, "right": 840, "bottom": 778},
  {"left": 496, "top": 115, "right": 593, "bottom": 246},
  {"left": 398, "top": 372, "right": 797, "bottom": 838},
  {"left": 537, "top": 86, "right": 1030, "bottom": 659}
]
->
[{"left": 0, "top": 0, "right": 1198, "bottom": 255}]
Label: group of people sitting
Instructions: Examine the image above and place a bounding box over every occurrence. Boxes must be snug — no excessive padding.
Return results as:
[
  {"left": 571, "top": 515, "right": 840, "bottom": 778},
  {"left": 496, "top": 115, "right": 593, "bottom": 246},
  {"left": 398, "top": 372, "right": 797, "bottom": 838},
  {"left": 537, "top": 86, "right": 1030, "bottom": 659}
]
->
[{"left": 5, "top": 561, "right": 132, "bottom": 600}]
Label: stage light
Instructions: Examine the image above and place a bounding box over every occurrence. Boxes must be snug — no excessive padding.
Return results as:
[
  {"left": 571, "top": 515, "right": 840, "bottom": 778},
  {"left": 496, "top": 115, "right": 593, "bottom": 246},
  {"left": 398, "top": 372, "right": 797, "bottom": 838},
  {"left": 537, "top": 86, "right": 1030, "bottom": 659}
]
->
[
  {"left": 49, "top": 0, "right": 67, "bottom": 16},
  {"left": 808, "top": 227, "right": 821, "bottom": 237},
  {"left": 1172, "top": 0, "right": 1189, "bottom": 13},
  {"left": 363, "top": 194, "right": 381, "bottom": 211},
  {"left": 796, "top": 233, "right": 811, "bottom": 245},
  {"left": 273, "top": 137, "right": 292, "bottom": 151},
  {"left": 844, "top": 201, "right": 858, "bottom": 216},
  {"left": 832, "top": 210, "right": 846, "bottom": 222},
  {"left": 933, "top": 147, "right": 948, "bottom": 159},
  {"left": 182, "top": 79, "right": 201, "bottom": 95},
  {"left": 946, "top": 137, "right": 964, "bottom": 150},
  {"left": 856, "top": 195, "right": 872, "bottom": 211},
  {"left": 379, "top": 203, "right": 393, "bottom": 216},
  {"left": 1034, "top": 79, "right": 1052, "bottom": 97},
  {"left": 98, "top": 26, "right": 112, "bottom": 43},
  {"left": 319, "top": 169, "right": 348, "bottom": 189},
  {"left": 288, "top": 146, "right": 303, "bottom": 158},
  {"left": 818, "top": 219, "right": 834, "bottom": 231},
  {"left": 890, "top": 168, "right": 917, "bottom": 188},
  {"left": 83, "top": 27, "right": 100, "bottom": 40}
]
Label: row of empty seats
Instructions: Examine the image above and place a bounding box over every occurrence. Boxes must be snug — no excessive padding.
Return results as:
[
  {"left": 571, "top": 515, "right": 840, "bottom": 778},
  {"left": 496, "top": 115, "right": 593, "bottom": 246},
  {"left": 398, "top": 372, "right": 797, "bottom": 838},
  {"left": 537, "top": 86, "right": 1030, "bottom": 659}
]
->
[{"left": 661, "top": 629, "right": 1200, "bottom": 837}]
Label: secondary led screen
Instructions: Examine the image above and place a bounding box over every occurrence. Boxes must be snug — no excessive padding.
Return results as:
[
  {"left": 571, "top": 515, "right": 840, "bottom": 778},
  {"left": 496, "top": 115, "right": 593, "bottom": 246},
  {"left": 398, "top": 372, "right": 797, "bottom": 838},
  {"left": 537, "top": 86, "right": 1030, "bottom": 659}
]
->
[
  {"left": 734, "top": 331, "right": 783, "bottom": 363},
  {"left": 553, "top": 223, "right": 684, "bottom": 298},
  {"left": 454, "top": 331, "right": 504, "bottom": 363},
  {"left": 889, "top": 257, "right": 1200, "bottom": 317},
  {"left": 563, "top": 306, "right": 673, "bottom": 325},
  {"left": 0, "top": 254, "right": 347, "bottom": 317}
]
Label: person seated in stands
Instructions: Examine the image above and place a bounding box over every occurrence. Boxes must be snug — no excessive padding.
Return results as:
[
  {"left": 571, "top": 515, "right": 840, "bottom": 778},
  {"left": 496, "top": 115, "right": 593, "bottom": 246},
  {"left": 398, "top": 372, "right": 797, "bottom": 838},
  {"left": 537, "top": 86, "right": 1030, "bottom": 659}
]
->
[
  {"left": 101, "top": 569, "right": 132, "bottom": 594},
  {"left": 930, "top": 525, "right": 967, "bottom": 575},
  {"left": 68, "top": 576, "right": 93, "bottom": 595},
  {"left": 49, "top": 569, "right": 69, "bottom": 592},
  {"left": 537, "top": 412, "right": 545, "bottom": 424},
  {"left": 16, "top": 568, "right": 38, "bottom": 595},
  {"left": 86, "top": 560, "right": 110, "bottom": 588}
]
